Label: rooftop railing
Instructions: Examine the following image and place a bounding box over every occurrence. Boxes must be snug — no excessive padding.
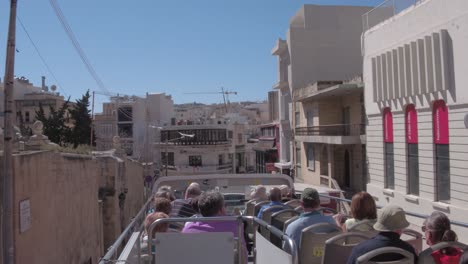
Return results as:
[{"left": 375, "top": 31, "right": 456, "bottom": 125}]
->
[{"left": 362, "top": 0, "right": 424, "bottom": 31}]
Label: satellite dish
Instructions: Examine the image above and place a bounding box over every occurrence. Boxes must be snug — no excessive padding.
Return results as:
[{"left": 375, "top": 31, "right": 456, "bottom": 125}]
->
[{"left": 51, "top": 85, "right": 57, "bottom": 92}]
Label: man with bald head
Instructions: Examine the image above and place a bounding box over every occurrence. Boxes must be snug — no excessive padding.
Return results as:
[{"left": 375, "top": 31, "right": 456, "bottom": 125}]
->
[
  {"left": 256, "top": 187, "right": 287, "bottom": 219},
  {"left": 170, "top": 182, "right": 202, "bottom": 218}
]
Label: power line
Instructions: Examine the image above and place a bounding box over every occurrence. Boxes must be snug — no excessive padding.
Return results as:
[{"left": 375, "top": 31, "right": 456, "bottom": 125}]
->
[
  {"left": 48, "top": 0, "right": 111, "bottom": 96},
  {"left": 16, "top": 15, "right": 70, "bottom": 98}
]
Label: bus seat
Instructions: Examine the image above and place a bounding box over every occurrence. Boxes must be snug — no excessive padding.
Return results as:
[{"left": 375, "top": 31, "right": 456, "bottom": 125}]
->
[
  {"left": 244, "top": 200, "right": 256, "bottom": 216},
  {"left": 299, "top": 223, "right": 342, "bottom": 264},
  {"left": 295, "top": 206, "right": 304, "bottom": 213},
  {"left": 271, "top": 209, "right": 300, "bottom": 232},
  {"left": 254, "top": 200, "right": 270, "bottom": 217},
  {"left": 154, "top": 232, "right": 236, "bottom": 264},
  {"left": 356, "top": 246, "right": 414, "bottom": 264},
  {"left": 284, "top": 216, "right": 299, "bottom": 231},
  {"left": 401, "top": 229, "right": 423, "bottom": 253},
  {"left": 260, "top": 205, "right": 290, "bottom": 240},
  {"left": 418, "top": 241, "right": 468, "bottom": 264},
  {"left": 322, "top": 232, "right": 371, "bottom": 264},
  {"left": 285, "top": 199, "right": 301, "bottom": 208}
]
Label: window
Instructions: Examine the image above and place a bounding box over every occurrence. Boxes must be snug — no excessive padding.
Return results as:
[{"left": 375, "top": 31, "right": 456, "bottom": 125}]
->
[
  {"left": 238, "top": 133, "right": 243, "bottom": 143},
  {"left": 295, "top": 111, "right": 300, "bottom": 127},
  {"left": 306, "top": 109, "right": 314, "bottom": 127},
  {"left": 295, "top": 144, "right": 302, "bottom": 178},
  {"left": 306, "top": 144, "right": 315, "bottom": 171},
  {"left": 161, "top": 152, "right": 174, "bottom": 166},
  {"left": 228, "top": 131, "right": 233, "bottom": 139},
  {"left": 383, "top": 108, "right": 394, "bottom": 189},
  {"left": 433, "top": 100, "right": 450, "bottom": 202},
  {"left": 189, "top": 155, "right": 202, "bottom": 166},
  {"left": 218, "top": 154, "right": 224, "bottom": 165},
  {"left": 405, "top": 104, "right": 419, "bottom": 195},
  {"left": 25, "top": 111, "right": 30, "bottom": 122}
]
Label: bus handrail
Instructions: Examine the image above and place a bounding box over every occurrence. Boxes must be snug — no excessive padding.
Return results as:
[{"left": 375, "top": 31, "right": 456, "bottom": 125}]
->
[
  {"left": 99, "top": 198, "right": 152, "bottom": 264},
  {"left": 317, "top": 194, "right": 468, "bottom": 228}
]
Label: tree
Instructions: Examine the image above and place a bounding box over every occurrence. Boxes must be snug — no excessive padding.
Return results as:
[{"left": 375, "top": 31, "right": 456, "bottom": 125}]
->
[
  {"left": 35, "top": 99, "right": 71, "bottom": 145},
  {"left": 69, "top": 90, "right": 94, "bottom": 147}
]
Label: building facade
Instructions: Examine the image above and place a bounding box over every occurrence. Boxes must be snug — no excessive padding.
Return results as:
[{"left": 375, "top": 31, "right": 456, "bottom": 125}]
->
[
  {"left": 272, "top": 5, "right": 372, "bottom": 187},
  {"left": 294, "top": 81, "right": 366, "bottom": 191},
  {"left": 94, "top": 93, "right": 174, "bottom": 159},
  {"left": 363, "top": 0, "right": 468, "bottom": 236}
]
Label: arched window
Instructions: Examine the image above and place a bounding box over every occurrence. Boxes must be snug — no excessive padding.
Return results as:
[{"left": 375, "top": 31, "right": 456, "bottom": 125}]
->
[
  {"left": 383, "top": 108, "right": 394, "bottom": 189},
  {"left": 405, "top": 104, "right": 419, "bottom": 195},
  {"left": 433, "top": 100, "right": 450, "bottom": 202}
]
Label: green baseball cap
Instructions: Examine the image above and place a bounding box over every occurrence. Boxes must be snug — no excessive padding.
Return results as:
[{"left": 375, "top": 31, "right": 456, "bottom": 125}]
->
[
  {"left": 301, "top": 188, "right": 320, "bottom": 203},
  {"left": 373, "top": 204, "right": 410, "bottom": 232}
]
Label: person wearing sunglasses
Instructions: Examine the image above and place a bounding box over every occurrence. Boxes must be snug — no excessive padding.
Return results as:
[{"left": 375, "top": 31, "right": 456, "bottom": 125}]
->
[{"left": 423, "top": 211, "right": 460, "bottom": 264}]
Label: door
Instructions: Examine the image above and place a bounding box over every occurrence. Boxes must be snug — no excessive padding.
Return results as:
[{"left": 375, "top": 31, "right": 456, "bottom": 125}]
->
[{"left": 343, "top": 107, "right": 351, "bottom": 135}]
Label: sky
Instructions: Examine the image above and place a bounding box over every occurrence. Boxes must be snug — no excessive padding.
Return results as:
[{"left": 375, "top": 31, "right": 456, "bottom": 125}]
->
[{"left": 0, "top": 0, "right": 382, "bottom": 112}]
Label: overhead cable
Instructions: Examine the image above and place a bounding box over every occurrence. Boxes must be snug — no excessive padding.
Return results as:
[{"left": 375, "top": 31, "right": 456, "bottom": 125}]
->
[{"left": 49, "top": 0, "right": 111, "bottom": 96}]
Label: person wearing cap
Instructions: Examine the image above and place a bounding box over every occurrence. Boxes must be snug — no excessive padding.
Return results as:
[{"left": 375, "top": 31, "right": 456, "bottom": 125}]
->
[
  {"left": 283, "top": 188, "right": 337, "bottom": 252},
  {"left": 256, "top": 187, "right": 288, "bottom": 219},
  {"left": 346, "top": 204, "right": 418, "bottom": 264}
]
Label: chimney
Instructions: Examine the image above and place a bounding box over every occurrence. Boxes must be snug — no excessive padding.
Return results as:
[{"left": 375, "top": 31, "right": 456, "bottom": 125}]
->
[{"left": 41, "top": 76, "right": 46, "bottom": 91}]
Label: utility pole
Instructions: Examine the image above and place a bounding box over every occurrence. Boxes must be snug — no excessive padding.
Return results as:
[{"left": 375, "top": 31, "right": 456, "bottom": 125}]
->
[
  {"left": 2, "top": 1, "right": 18, "bottom": 263},
  {"left": 90, "top": 91, "right": 95, "bottom": 146}
]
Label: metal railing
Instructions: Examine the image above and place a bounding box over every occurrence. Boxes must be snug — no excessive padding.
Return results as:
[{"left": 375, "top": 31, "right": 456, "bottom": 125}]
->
[
  {"left": 295, "top": 124, "right": 365, "bottom": 137},
  {"left": 362, "top": 0, "right": 424, "bottom": 31},
  {"left": 99, "top": 198, "right": 153, "bottom": 263},
  {"left": 317, "top": 194, "right": 468, "bottom": 229}
]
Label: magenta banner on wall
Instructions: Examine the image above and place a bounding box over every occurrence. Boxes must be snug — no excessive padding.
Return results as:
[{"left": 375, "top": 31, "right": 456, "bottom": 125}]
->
[
  {"left": 383, "top": 108, "right": 394, "bottom": 143},
  {"left": 433, "top": 100, "right": 449, "bottom": 145},
  {"left": 405, "top": 104, "right": 418, "bottom": 144}
]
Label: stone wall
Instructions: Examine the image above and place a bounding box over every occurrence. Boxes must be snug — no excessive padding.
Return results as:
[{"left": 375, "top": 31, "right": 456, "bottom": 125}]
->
[
  {"left": 12, "top": 151, "right": 102, "bottom": 264},
  {"left": 0, "top": 148, "right": 146, "bottom": 263}
]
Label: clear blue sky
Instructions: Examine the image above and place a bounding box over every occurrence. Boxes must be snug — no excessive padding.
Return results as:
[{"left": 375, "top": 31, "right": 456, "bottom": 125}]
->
[{"left": 0, "top": 0, "right": 382, "bottom": 112}]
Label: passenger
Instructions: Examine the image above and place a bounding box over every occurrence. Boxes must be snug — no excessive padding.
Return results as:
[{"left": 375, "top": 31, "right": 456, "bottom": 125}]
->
[
  {"left": 257, "top": 187, "right": 287, "bottom": 219},
  {"left": 279, "top": 185, "right": 292, "bottom": 202},
  {"left": 347, "top": 205, "right": 418, "bottom": 264},
  {"left": 250, "top": 185, "right": 268, "bottom": 201},
  {"left": 157, "top": 185, "right": 176, "bottom": 201},
  {"left": 170, "top": 182, "right": 201, "bottom": 218},
  {"left": 184, "top": 196, "right": 202, "bottom": 228},
  {"left": 154, "top": 190, "right": 175, "bottom": 202},
  {"left": 141, "top": 212, "right": 169, "bottom": 257},
  {"left": 336, "top": 191, "right": 377, "bottom": 231},
  {"left": 423, "top": 211, "right": 460, "bottom": 263},
  {"left": 182, "top": 191, "right": 247, "bottom": 263},
  {"left": 283, "top": 188, "right": 337, "bottom": 251},
  {"left": 153, "top": 197, "right": 172, "bottom": 215}
]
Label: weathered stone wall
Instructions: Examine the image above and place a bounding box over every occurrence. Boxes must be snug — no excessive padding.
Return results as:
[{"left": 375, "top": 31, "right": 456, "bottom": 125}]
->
[
  {"left": 12, "top": 151, "right": 102, "bottom": 264},
  {"left": 0, "top": 149, "right": 146, "bottom": 263}
]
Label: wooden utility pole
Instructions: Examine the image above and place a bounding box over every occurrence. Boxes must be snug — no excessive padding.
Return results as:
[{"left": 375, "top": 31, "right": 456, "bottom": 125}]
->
[{"left": 2, "top": 1, "right": 18, "bottom": 263}]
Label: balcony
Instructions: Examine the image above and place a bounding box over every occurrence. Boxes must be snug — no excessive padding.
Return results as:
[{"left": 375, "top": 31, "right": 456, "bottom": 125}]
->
[
  {"left": 272, "top": 81, "right": 289, "bottom": 91},
  {"left": 295, "top": 124, "right": 366, "bottom": 145}
]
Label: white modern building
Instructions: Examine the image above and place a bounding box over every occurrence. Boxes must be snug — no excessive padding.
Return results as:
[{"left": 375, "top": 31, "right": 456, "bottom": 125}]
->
[
  {"left": 155, "top": 124, "right": 255, "bottom": 176},
  {"left": 363, "top": 0, "right": 468, "bottom": 238}
]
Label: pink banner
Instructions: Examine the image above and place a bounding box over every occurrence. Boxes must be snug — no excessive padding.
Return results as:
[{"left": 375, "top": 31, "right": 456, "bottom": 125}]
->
[
  {"left": 383, "top": 108, "right": 394, "bottom": 143},
  {"left": 405, "top": 104, "right": 418, "bottom": 144},
  {"left": 433, "top": 100, "right": 449, "bottom": 145}
]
